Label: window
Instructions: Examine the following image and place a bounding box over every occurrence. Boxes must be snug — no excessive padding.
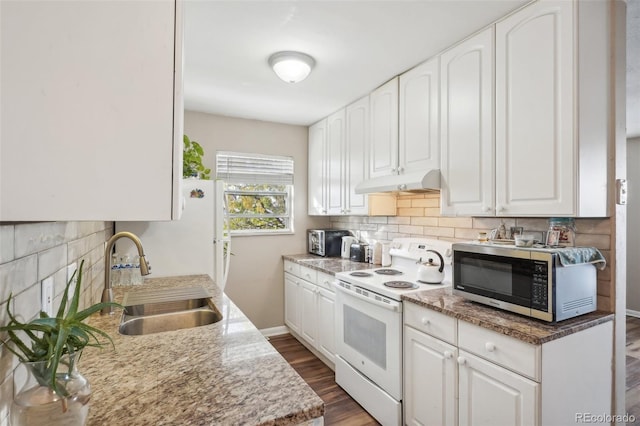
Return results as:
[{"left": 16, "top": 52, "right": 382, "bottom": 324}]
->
[{"left": 216, "top": 151, "right": 294, "bottom": 235}]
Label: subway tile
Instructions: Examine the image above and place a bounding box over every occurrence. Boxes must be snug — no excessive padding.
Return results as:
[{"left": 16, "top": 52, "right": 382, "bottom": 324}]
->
[
  {"left": 37, "top": 245, "right": 67, "bottom": 281},
  {"left": 14, "top": 222, "right": 66, "bottom": 258},
  {"left": 376, "top": 225, "right": 399, "bottom": 233},
  {"left": 438, "top": 217, "right": 473, "bottom": 228},
  {"left": 367, "top": 217, "right": 388, "bottom": 224},
  {"left": 596, "top": 295, "right": 613, "bottom": 312},
  {"left": 411, "top": 217, "right": 438, "bottom": 227},
  {"left": 597, "top": 279, "right": 611, "bottom": 297},
  {"left": 52, "top": 267, "right": 69, "bottom": 300},
  {"left": 514, "top": 218, "right": 549, "bottom": 232},
  {"left": 0, "top": 255, "right": 37, "bottom": 305},
  {"left": 396, "top": 199, "right": 412, "bottom": 208},
  {"left": 359, "top": 224, "right": 378, "bottom": 231},
  {"left": 388, "top": 217, "right": 411, "bottom": 225},
  {"left": 398, "top": 225, "right": 424, "bottom": 235},
  {"left": 455, "top": 228, "right": 482, "bottom": 240},
  {"left": 398, "top": 208, "right": 425, "bottom": 217},
  {"left": 596, "top": 266, "right": 611, "bottom": 281},
  {"left": 68, "top": 232, "right": 101, "bottom": 262},
  {"left": 0, "top": 373, "right": 12, "bottom": 424},
  {"left": 424, "top": 227, "right": 455, "bottom": 238},
  {"left": 398, "top": 194, "right": 426, "bottom": 200},
  {"left": 0, "top": 226, "right": 14, "bottom": 264},
  {"left": 575, "top": 218, "right": 611, "bottom": 234},
  {"left": 423, "top": 208, "right": 441, "bottom": 217},
  {"left": 575, "top": 233, "right": 611, "bottom": 250},
  {"left": 388, "top": 232, "right": 412, "bottom": 239},
  {"left": 13, "top": 284, "right": 41, "bottom": 322},
  {"left": 411, "top": 198, "right": 439, "bottom": 208}
]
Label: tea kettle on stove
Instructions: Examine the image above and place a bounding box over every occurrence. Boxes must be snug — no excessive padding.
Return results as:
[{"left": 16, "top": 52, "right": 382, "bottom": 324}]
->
[{"left": 416, "top": 250, "right": 445, "bottom": 284}]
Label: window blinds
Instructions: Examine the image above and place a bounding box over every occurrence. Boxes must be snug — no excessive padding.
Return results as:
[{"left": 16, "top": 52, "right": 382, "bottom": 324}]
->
[{"left": 216, "top": 151, "right": 294, "bottom": 185}]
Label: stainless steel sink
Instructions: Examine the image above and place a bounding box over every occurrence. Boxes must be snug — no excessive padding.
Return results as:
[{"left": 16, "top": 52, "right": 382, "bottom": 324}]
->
[{"left": 118, "top": 286, "right": 223, "bottom": 336}]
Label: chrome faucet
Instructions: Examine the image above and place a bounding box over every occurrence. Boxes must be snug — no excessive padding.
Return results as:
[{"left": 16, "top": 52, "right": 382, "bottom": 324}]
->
[{"left": 101, "top": 231, "right": 151, "bottom": 315}]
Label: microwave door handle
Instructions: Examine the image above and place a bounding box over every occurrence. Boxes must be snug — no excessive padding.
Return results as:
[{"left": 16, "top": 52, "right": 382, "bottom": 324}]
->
[{"left": 334, "top": 283, "right": 401, "bottom": 312}]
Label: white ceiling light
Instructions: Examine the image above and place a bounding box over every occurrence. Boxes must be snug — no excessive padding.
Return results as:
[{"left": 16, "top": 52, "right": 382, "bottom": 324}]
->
[{"left": 268, "top": 51, "right": 315, "bottom": 83}]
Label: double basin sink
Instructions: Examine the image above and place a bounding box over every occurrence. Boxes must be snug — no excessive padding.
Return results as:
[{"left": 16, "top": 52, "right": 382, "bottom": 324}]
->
[{"left": 118, "top": 286, "right": 223, "bottom": 336}]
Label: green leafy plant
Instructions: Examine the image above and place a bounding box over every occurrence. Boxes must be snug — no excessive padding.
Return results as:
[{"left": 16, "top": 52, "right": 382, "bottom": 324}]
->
[
  {"left": 0, "top": 260, "right": 119, "bottom": 396},
  {"left": 183, "top": 134, "right": 211, "bottom": 179}
]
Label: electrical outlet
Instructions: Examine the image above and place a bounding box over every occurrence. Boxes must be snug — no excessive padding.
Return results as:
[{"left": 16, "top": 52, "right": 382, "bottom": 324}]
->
[{"left": 41, "top": 277, "right": 54, "bottom": 316}]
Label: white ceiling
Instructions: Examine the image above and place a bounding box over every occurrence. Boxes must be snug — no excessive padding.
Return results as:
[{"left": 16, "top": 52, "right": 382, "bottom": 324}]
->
[
  {"left": 183, "top": 0, "right": 529, "bottom": 126},
  {"left": 184, "top": 0, "right": 639, "bottom": 134}
]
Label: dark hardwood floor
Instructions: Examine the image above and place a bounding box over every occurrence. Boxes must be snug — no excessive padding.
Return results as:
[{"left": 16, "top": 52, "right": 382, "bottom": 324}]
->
[
  {"left": 271, "top": 319, "right": 640, "bottom": 424},
  {"left": 268, "top": 334, "right": 380, "bottom": 426},
  {"left": 627, "top": 316, "right": 640, "bottom": 421}
]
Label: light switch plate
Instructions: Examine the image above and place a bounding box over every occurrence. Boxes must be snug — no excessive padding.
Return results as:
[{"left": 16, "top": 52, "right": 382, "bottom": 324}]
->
[
  {"left": 616, "top": 179, "right": 627, "bottom": 205},
  {"left": 41, "top": 277, "right": 54, "bottom": 316}
]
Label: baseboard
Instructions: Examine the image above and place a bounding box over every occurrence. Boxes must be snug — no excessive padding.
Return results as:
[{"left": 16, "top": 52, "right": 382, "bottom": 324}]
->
[
  {"left": 627, "top": 309, "right": 640, "bottom": 318},
  {"left": 260, "top": 325, "right": 289, "bottom": 337}
]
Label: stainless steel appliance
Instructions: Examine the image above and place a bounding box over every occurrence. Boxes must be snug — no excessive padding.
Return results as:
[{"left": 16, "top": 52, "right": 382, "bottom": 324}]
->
[
  {"left": 349, "top": 242, "right": 368, "bottom": 262},
  {"left": 307, "top": 229, "right": 351, "bottom": 257},
  {"left": 333, "top": 238, "right": 453, "bottom": 426},
  {"left": 452, "top": 242, "right": 598, "bottom": 322}
]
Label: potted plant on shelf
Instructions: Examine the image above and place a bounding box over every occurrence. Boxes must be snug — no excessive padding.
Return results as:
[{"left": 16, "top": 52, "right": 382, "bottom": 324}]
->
[
  {"left": 0, "top": 260, "right": 120, "bottom": 426},
  {"left": 183, "top": 134, "right": 211, "bottom": 179}
]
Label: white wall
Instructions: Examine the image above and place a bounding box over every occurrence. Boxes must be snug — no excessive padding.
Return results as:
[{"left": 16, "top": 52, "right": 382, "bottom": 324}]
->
[
  {"left": 184, "top": 111, "right": 329, "bottom": 329},
  {"left": 628, "top": 137, "right": 640, "bottom": 315}
]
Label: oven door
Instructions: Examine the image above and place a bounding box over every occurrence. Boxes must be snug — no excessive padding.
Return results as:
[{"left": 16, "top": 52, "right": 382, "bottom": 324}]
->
[{"left": 334, "top": 282, "right": 402, "bottom": 400}]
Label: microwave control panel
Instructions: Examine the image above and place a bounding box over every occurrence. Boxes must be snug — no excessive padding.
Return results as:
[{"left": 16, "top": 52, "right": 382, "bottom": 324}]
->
[{"left": 531, "top": 261, "right": 549, "bottom": 310}]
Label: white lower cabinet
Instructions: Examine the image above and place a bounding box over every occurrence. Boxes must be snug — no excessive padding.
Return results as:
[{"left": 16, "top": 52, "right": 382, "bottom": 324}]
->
[
  {"left": 457, "top": 350, "right": 538, "bottom": 426},
  {"left": 404, "top": 326, "right": 457, "bottom": 426},
  {"left": 284, "top": 262, "right": 336, "bottom": 367},
  {"left": 403, "top": 302, "right": 613, "bottom": 426}
]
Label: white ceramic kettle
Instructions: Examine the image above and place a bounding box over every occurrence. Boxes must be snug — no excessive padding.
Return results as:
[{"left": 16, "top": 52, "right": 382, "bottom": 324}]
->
[
  {"left": 416, "top": 249, "right": 445, "bottom": 284},
  {"left": 341, "top": 236, "right": 358, "bottom": 259}
]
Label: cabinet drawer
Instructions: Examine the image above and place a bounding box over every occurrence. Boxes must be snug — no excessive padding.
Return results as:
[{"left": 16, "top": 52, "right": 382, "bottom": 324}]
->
[
  {"left": 284, "top": 260, "right": 300, "bottom": 277},
  {"left": 458, "top": 321, "right": 541, "bottom": 381},
  {"left": 316, "top": 271, "right": 335, "bottom": 292},
  {"left": 299, "top": 265, "right": 317, "bottom": 283},
  {"left": 404, "top": 302, "right": 457, "bottom": 345}
]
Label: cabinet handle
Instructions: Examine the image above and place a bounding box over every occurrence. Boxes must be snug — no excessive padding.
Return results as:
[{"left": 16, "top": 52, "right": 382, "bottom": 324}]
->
[
  {"left": 391, "top": 168, "right": 397, "bottom": 173},
  {"left": 444, "top": 351, "right": 453, "bottom": 359},
  {"left": 421, "top": 317, "right": 430, "bottom": 326},
  {"left": 496, "top": 205, "right": 504, "bottom": 213},
  {"left": 457, "top": 356, "right": 466, "bottom": 366},
  {"left": 485, "top": 342, "right": 496, "bottom": 352},
  {"left": 398, "top": 184, "right": 407, "bottom": 191},
  {"left": 322, "top": 209, "right": 327, "bottom": 214},
  {"left": 482, "top": 205, "right": 490, "bottom": 213},
  {"left": 398, "top": 167, "right": 405, "bottom": 174}
]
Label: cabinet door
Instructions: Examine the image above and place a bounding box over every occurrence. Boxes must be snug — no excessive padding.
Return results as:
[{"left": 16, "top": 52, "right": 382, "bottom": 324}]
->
[
  {"left": 326, "top": 110, "right": 346, "bottom": 215},
  {"left": 495, "top": 0, "right": 574, "bottom": 216},
  {"left": 404, "top": 326, "right": 457, "bottom": 426},
  {"left": 284, "top": 274, "right": 301, "bottom": 334},
  {"left": 440, "top": 28, "right": 495, "bottom": 217},
  {"left": 308, "top": 119, "right": 328, "bottom": 215},
  {"left": 458, "top": 350, "right": 539, "bottom": 426},
  {"left": 0, "top": 0, "right": 181, "bottom": 221},
  {"left": 316, "top": 287, "right": 336, "bottom": 364},
  {"left": 299, "top": 280, "right": 318, "bottom": 346},
  {"left": 369, "top": 78, "right": 399, "bottom": 178},
  {"left": 399, "top": 58, "right": 439, "bottom": 176},
  {"left": 344, "top": 96, "right": 369, "bottom": 215}
]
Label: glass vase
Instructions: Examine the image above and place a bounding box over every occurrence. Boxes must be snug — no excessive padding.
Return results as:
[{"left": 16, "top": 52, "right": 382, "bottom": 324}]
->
[{"left": 11, "top": 351, "right": 91, "bottom": 426}]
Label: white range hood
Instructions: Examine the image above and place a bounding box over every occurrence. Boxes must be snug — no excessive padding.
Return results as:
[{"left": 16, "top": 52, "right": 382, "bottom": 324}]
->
[{"left": 355, "top": 169, "right": 441, "bottom": 194}]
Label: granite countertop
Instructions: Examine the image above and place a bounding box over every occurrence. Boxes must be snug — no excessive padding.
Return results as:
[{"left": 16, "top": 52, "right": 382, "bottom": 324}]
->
[
  {"left": 283, "top": 254, "right": 377, "bottom": 275},
  {"left": 402, "top": 288, "right": 614, "bottom": 345},
  {"left": 83, "top": 275, "right": 324, "bottom": 426}
]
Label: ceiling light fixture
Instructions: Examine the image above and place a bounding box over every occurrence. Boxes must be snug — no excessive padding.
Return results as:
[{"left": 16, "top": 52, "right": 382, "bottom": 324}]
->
[{"left": 268, "top": 51, "right": 315, "bottom": 83}]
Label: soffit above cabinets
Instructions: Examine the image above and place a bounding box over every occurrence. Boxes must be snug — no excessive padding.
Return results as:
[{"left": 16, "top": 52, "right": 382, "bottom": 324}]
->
[{"left": 183, "top": 0, "right": 530, "bottom": 126}]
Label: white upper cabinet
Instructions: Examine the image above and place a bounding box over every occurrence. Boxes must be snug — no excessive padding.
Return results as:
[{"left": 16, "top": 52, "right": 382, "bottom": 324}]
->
[
  {"left": 495, "top": 0, "right": 574, "bottom": 216},
  {"left": 369, "top": 78, "right": 399, "bottom": 178},
  {"left": 344, "top": 96, "right": 370, "bottom": 215},
  {"left": 307, "top": 119, "right": 328, "bottom": 215},
  {"left": 0, "top": 0, "right": 183, "bottom": 221},
  {"left": 440, "top": 28, "right": 495, "bottom": 216},
  {"left": 399, "top": 57, "right": 440, "bottom": 176},
  {"left": 327, "top": 110, "right": 346, "bottom": 215}
]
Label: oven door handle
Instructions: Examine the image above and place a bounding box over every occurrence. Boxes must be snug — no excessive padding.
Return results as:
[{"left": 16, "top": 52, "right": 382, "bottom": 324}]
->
[{"left": 334, "top": 283, "right": 402, "bottom": 312}]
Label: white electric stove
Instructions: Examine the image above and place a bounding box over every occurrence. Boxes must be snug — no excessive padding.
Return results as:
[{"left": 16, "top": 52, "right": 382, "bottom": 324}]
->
[
  {"left": 334, "top": 237, "right": 453, "bottom": 301},
  {"left": 333, "top": 238, "right": 453, "bottom": 426}
]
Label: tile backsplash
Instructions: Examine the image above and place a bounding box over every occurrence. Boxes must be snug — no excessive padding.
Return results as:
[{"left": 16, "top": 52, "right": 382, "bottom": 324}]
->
[
  {"left": 0, "top": 221, "right": 112, "bottom": 425},
  {"left": 330, "top": 192, "right": 613, "bottom": 311}
]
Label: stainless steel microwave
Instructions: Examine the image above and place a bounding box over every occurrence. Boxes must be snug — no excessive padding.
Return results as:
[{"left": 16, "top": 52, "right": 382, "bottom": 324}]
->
[
  {"left": 307, "top": 229, "right": 351, "bottom": 257},
  {"left": 452, "top": 243, "right": 597, "bottom": 322}
]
